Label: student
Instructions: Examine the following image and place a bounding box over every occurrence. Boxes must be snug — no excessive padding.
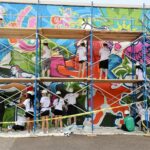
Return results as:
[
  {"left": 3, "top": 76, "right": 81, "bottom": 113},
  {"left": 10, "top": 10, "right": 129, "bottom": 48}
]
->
[
  {"left": 118, "top": 110, "right": 135, "bottom": 132},
  {"left": 135, "top": 61, "right": 144, "bottom": 80},
  {"left": 76, "top": 42, "right": 87, "bottom": 77},
  {"left": 12, "top": 115, "right": 26, "bottom": 131},
  {"left": 40, "top": 90, "right": 50, "bottom": 133},
  {"left": 42, "top": 41, "right": 51, "bottom": 77},
  {"left": 99, "top": 42, "right": 110, "bottom": 79},
  {"left": 18, "top": 91, "right": 34, "bottom": 133},
  {"left": 0, "top": 5, "right": 4, "bottom": 26},
  {"left": 53, "top": 91, "right": 65, "bottom": 132},
  {"left": 64, "top": 88, "right": 79, "bottom": 125}
]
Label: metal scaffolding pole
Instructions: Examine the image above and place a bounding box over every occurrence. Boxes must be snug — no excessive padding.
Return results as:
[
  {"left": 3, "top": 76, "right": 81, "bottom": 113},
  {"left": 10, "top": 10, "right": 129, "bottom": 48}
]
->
[
  {"left": 90, "top": 1, "right": 94, "bottom": 132},
  {"left": 33, "top": 0, "right": 40, "bottom": 131}
]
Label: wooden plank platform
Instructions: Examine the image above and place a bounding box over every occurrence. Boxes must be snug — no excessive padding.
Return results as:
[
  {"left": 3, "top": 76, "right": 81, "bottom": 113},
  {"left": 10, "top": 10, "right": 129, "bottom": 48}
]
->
[
  {"left": 0, "top": 27, "right": 142, "bottom": 41},
  {"left": 0, "top": 78, "right": 36, "bottom": 83},
  {"left": 40, "top": 77, "right": 88, "bottom": 82},
  {"left": 0, "top": 77, "right": 144, "bottom": 83}
]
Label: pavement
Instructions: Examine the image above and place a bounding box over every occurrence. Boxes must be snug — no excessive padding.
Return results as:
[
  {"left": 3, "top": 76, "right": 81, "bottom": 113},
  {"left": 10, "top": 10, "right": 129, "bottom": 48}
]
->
[
  {"left": 0, "top": 126, "right": 150, "bottom": 150},
  {"left": 0, "top": 134, "right": 150, "bottom": 150}
]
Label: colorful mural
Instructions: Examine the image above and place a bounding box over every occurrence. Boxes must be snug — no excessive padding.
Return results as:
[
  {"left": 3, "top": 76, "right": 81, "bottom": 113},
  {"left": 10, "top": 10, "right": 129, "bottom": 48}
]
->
[{"left": 0, "top": 2, "right": 150, "bottom": 129}]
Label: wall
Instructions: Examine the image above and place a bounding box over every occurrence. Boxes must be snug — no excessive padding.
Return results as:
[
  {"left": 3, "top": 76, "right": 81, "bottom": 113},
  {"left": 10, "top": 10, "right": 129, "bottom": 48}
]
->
[{"left": 0, "top": 2, "right": 150, "bottom": 127}]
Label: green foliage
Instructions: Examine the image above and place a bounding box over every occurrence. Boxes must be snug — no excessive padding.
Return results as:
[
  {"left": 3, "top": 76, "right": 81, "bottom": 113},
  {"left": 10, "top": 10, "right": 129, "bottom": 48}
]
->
[
  {"left": 3, "top": 107, "right": 15, "bottom": 128},
  {"left": 97, "top": 8, "right": 142, "bottom": 30},
  {"left": 10, "top": 50, "right": 35, "bottom": 74}
]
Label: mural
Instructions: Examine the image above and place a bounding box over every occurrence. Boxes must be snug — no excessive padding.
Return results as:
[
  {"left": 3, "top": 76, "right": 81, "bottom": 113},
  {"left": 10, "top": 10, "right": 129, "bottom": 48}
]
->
[{"left": 0, "top": 2, "right": 150, "bottom": 129}]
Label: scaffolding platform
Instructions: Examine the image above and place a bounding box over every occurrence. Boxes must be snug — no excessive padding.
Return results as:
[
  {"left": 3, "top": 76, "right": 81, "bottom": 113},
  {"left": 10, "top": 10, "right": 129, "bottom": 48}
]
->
[
  {"left": 0, "top": 27, "right": 142, "bottom": 41},
  {"left": 0, "top": 77, "right": 144, "bottom": 83}
]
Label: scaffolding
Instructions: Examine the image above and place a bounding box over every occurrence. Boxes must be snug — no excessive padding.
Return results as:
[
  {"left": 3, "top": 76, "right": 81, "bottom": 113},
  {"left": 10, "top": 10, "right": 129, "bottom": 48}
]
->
[{"left": 0, "top": 1, "right": 150, "bottom": 134}]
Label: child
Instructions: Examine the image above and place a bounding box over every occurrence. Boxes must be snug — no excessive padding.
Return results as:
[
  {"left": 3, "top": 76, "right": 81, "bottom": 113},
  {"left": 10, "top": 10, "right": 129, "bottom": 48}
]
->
[
  {"left": 118, "top": 110, "right": 135, "bottom": 132},
  {"left": 99, "top": 42, "right": 110, "bottom": 79},
  {"left": 53, "top": 91, "right": 65, "bottom": 132},
  {"left": 18, "top": 91, "right": 34, "bottom": 133},
  {"left": 40, "top": 90, "right": 50, "bottom": 133},
  {"left": 135, "top": 61, "right": 144, "bottom": 80},
  {"left": 76, "top": 42, "right": 87, "bottom": 77},
  {"left": 64, "top": 88, "right": 79, "bottom": 125},
  {"left": 0, "top": 5, "right": 4, "bottom": 26},
  {"left": 42, "top": 41, "right": 51, "bottom": 77}
]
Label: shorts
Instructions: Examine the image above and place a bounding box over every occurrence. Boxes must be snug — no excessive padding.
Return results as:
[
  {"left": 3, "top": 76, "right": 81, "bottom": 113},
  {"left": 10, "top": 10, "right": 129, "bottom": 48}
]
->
[
  {"left": 25, "top": 111, "right": 34, "bottom": 118},
  {"left": 41, "top": 110, "right": 50, "bottom": 116},
  {"left": 42, "top": 58, "right": 50, "bottom": 70},
  {"left": 67, "top": 105, "right": 77, "bottom": 115},
  {"left": 99, "top": 60, "right": 109, "bottom": 69},
  {"left": 12, "top": 125, "right": 25, "bottom": 131},
  {"left": 54, "top": 109, "right": 63, "bottom": 116},
  {"left": 79, "top": 60, "right": 86, "bottom": 64}
]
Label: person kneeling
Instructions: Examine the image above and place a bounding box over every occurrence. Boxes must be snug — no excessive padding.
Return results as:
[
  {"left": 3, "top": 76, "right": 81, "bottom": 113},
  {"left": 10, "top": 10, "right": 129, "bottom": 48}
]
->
[{"left": 118, "top": 110, "right": 135, "bottom": 132}]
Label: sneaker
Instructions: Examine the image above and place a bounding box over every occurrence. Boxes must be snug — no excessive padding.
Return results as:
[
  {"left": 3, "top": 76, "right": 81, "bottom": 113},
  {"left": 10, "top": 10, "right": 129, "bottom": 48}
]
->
[{"left": 60, "top": 129, "right": 63, "bottom": 133}]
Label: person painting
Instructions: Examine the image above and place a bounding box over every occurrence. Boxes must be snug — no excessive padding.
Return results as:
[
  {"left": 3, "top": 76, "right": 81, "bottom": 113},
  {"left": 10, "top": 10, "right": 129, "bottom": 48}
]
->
[
  {"left": 76, "top": 42, "right": 87, "bottom": 78},
  {"left": 41, "top": 40, "right": 51, "bottom": 77},
  {"left": 64, "top": 88, "right": 79, "bottom": 125},
  {"left": 40, "top": 89, "right": 50, "bottom": 134},
  {"left": 99, "top": 42, "right": 110, "bottom": 79},
  {"left": 18, "top": 91, "right": 34, "bottom": 133},
  {"left": 0, "top": 5, "right": 5, "bottom": 26},
  {"left": 118, "top": 110, "right": 135, "bottom": 132},
  {"left": 53, "top": 91, "right": 65, "bottom": 132}
]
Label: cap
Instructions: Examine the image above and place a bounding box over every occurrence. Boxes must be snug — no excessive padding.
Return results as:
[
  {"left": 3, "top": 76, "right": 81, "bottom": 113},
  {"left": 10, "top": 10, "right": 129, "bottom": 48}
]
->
[
  {"left": 27, "top": 91, "right": 34, "bottom": 95},
  {"left": 42, "top": 90, "right": 47, "bottom": 94},
  {"left": 124, "top": 110, "right": 129, "bottom": 115},
  {"left": 43, "top": 40, "right": 49, "bottom": 44},
  {"left": 68, "top": 88, "right": 73, "bottom": 93},
  {"left": 56, "top": 91, "right": 61, "bottom": 94}
]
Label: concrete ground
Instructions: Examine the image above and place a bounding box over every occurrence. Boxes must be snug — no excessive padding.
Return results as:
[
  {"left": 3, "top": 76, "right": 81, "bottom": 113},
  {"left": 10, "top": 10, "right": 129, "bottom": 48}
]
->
[{"left": 0, "top": 134, "right": 150, "bottom": 150}]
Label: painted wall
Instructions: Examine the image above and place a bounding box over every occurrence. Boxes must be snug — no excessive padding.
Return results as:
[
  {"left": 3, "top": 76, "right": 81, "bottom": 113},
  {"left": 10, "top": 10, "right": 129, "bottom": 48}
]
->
[{"left": 0, "top": 3, "right": 150, "bottom": 128}]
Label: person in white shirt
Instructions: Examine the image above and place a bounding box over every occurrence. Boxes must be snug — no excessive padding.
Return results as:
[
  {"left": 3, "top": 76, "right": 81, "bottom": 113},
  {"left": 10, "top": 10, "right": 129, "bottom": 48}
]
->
[
  {"left": 12, "top": 115, "right": 26, "bottom": 131},
  {"left": 42, "top": 41, "right": 51, "bottom": 77},
  {"left": 64, "top": 88, "right": 79, "bottom": 125},
  {"left": 40, "top": 90, "right": 50, "bottom": 133},
  {"left": 76, "top": 42, "right": 87, "bottom": 77},
  {"left": 18, "top": 91, "right": 34, "bottom": 133},
  {"left": 135, "top": 61, "right": 144, "bottom": 80},
  {"left": 0, "top": 5, "right": 5, "bottom": 25},
  {"left": 53, "top": 91, "right": 65, "bottom": 131},
  {"left": 99, "top": 42, "right": 110, "bottom": 79}
]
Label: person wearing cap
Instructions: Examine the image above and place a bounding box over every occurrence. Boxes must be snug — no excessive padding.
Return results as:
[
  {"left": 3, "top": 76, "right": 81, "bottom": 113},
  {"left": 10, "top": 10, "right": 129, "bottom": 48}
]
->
[
  {"left": 40, "top": 89, "right": 50, "bottom": 133},
  {"left": 53, "top": 91, "right": 65, "bottom": 132},
  {"left": 76, "top": 42, "right": 87, "bottom": 77},
  {"left": 99, "top": 42, "right": 110, "bottom": 79},
  {"left": 64, "top": 88, "right": 79, "bottom": 125},
  {"left": 42, "top": 40, "right": 51, "bottom": 77},
  {"left": 0, "top": 5, "right": 5, "bottom": 26},
  {"left": 18, "top": 91, "right": 34, "bottom": 133},
  {"left": 118, "top": 110, "right": 135, "bottom": 132}
]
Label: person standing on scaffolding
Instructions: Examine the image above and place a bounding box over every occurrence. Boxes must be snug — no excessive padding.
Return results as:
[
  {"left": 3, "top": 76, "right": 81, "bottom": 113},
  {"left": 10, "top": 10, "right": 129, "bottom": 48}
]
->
[
  {"left": 40, "top": 89, "right": 50, "bottom": 134},
  {"left": 64, "top": 88, "right": 79, "bottom": 126},
  {"left": 99, "top": 42, "right": 110, "bottom": 79},
  {"left": 76, "top": 41, "right": 87, "bottom": 78},
  {"left": 0, "top": 5, "right": 5, "bottom": 26},
  {"left": 41, "top": 40, "right": 51, "bottom": 77}
]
